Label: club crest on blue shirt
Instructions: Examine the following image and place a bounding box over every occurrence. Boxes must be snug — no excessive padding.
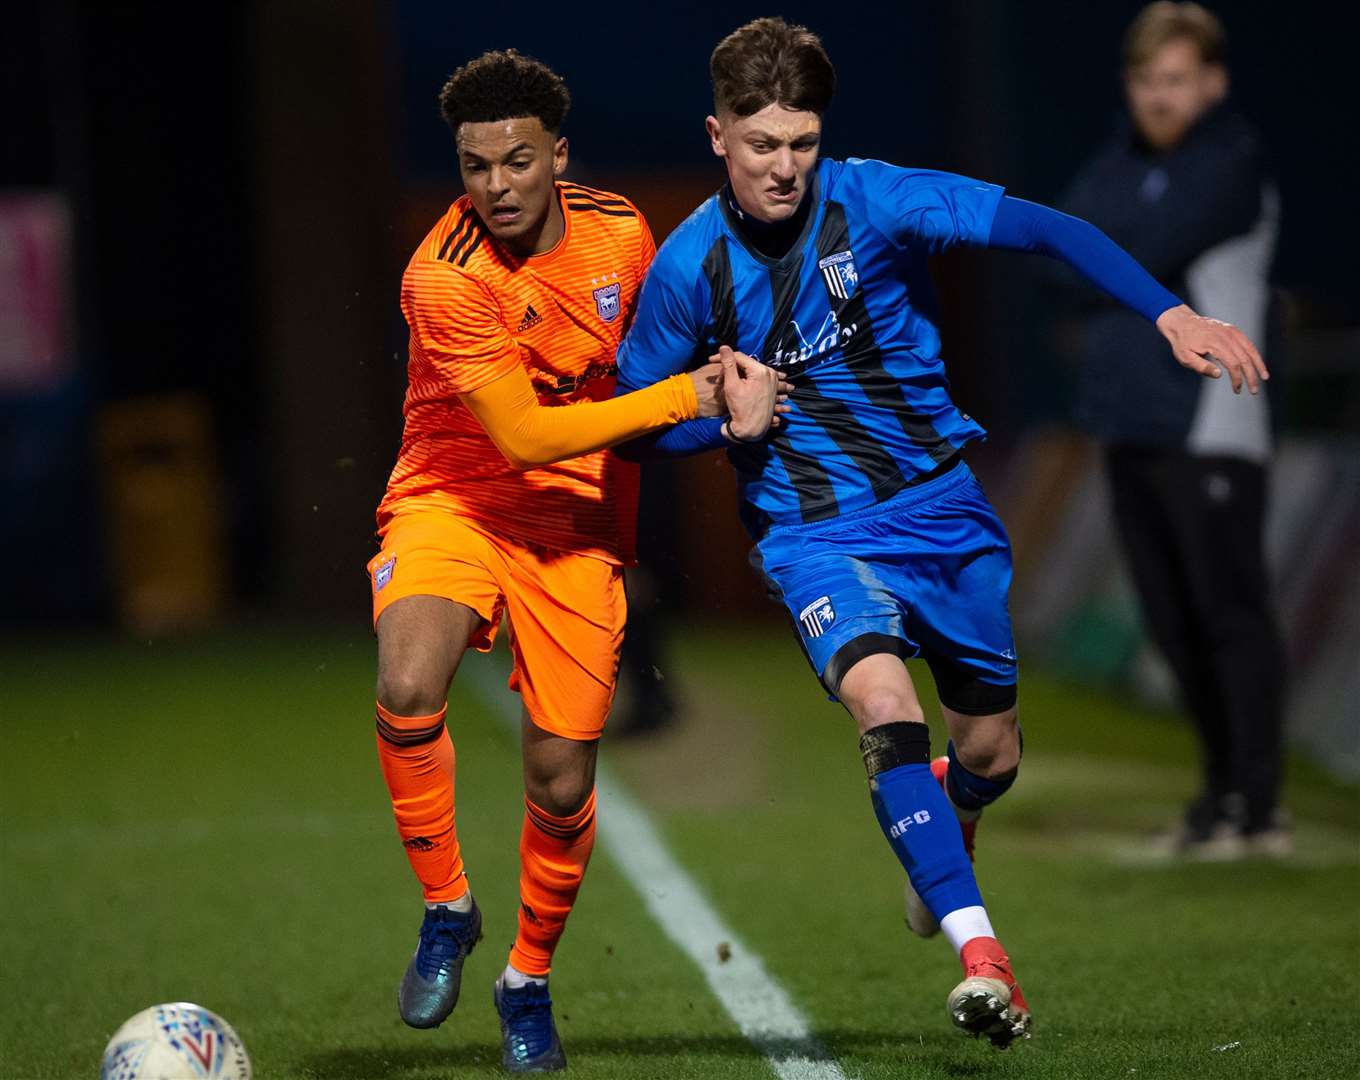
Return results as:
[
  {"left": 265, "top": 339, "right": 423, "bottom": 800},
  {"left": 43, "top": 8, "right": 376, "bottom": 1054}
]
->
[
  {"left": 799, "top": 595, "right": 836, "bottom": 638},
  {"left": 593, "top": 282, "right": 621, "bottom": 322},
  {"left": 817, "top": 250, "right": 858, "bottom": 301}
]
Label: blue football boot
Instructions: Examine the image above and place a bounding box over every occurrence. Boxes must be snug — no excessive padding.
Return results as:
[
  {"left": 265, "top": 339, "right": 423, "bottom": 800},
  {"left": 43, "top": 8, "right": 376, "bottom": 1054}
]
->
[
  {"left": 397, "top": 898, "right": 483, "bottom": 1028},
  {"left": 494, "top": 975, "right": 567, "bottom": 1072}
]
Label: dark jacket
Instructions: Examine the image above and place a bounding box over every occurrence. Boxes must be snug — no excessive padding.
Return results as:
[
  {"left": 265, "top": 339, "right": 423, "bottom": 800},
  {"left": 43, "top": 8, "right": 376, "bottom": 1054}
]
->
[{"left": 1059, "top": 106, "right": 1276, "bottom": 452}]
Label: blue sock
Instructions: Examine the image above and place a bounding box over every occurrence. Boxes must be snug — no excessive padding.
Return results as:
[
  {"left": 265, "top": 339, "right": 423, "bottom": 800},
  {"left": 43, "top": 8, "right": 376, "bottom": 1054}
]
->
[
  {"left": 944, "top": 738, "right": 1018, "bottom": 813},
  {"left": 862, "top": 723, "right": 983, "bottom": 922}
]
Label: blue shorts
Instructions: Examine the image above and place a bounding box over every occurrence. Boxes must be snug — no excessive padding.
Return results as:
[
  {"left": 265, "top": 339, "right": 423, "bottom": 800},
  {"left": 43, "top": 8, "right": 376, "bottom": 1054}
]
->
[{"left": 755, "top": 461, "right": 1018, "bottom": 713}]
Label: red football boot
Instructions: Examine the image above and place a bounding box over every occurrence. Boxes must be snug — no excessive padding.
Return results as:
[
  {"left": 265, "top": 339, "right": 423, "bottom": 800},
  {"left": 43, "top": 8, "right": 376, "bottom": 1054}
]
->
[{"left": 947, "top": 936, "right": 1032, "bottom": 1049}]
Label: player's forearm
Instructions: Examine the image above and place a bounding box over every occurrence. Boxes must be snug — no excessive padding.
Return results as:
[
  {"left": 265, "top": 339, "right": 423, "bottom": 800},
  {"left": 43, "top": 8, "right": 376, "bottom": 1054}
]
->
[
  {"left": 462, "top": 365, "right": 698, "bottom": 470},
  {"left": 987, "top": 196, "right": 1181, "bottom": 324},
  {"left": 614, "top": 417, "right": 729, "bottom": 461},
  {"left": 613, "top": 348, "right": 728, "bottom": 460}
]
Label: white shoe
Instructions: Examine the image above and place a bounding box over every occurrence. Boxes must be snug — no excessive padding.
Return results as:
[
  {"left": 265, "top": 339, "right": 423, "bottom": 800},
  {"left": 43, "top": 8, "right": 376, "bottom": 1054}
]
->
[
  {"left": 1247, "top": 826, "right": 1294, "bottom": 858},
  {"left": 1182, "top": 821, "right": 1249, "bottom": 862},
  {"left": 947, "top": 937, "right": 1032, "bottom": 1049}
]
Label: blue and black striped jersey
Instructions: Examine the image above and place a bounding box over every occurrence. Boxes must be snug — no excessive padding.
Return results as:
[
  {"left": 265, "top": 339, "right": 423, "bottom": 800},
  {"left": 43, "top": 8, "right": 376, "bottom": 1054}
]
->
[{"left": 616, "top": 157, "right": 1004, "bottom": 536}]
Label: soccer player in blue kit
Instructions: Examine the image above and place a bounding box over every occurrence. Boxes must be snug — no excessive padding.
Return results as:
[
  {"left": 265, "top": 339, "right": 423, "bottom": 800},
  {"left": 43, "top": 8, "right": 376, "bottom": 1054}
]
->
[{"left": 616, "top": 17, "right": 1268, "bottom": 1048}]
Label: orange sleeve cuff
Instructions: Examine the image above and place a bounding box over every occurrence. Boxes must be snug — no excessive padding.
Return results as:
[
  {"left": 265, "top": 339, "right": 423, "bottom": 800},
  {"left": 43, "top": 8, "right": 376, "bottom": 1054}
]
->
[{"left": 669, "top": 369, "right": 699, "bottom": 419}]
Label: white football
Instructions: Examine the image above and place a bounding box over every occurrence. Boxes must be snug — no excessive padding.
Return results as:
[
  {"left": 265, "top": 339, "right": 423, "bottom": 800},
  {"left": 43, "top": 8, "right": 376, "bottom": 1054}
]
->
[{"left": 100, "top": 1002, "right": 252, "bottom": 1080}]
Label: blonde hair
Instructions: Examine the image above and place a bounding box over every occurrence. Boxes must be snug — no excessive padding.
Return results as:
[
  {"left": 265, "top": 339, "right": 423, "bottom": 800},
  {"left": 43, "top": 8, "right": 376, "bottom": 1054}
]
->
[{"left": 1123, "top": 2, "right": 1226, "bottom": 68}]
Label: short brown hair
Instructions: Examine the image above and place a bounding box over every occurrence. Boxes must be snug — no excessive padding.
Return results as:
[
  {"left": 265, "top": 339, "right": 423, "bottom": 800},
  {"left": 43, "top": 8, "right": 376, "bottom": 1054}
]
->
[
  {"left": 710, "top": 17, "right": 836, "bottom": 118},
  {"left": 439, "top": 49, "right": 570, "bottom": 135},
  {"left": 1123, "top": 2, "right": 1226, "bottom": 68}
]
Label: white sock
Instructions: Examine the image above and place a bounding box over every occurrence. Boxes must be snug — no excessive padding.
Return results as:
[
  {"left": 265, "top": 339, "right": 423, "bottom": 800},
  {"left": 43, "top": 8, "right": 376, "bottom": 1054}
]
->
[
  {"left": 427, "top": 889, "right": 473, "bottom": 914},
  {"left": 502, "top": 963, "right": 548, "bottom": 989},
  {"left": 940, "top": 905, "right": 995, "bottom": 954}
]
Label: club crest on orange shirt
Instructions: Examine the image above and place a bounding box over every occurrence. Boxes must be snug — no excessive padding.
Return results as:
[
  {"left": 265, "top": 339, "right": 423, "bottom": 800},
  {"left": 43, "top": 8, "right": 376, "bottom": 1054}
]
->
[{"left": 592, "top": 282, "right": 621, "bottom": 322}]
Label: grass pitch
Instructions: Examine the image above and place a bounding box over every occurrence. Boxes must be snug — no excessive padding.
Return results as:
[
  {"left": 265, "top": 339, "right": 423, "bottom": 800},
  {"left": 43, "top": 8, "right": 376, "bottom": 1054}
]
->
[{"left": 1, "top": 625, "right": 1356, "bottom": 1079}]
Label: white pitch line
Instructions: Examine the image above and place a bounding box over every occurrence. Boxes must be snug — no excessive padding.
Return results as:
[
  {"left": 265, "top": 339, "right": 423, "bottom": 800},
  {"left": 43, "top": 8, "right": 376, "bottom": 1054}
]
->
[
  {"left": 464, "top": 659, "right": 849, "bottom": 1080},
  {"left": 591, "top": 775, "right": 850, "bottom": 1080}
]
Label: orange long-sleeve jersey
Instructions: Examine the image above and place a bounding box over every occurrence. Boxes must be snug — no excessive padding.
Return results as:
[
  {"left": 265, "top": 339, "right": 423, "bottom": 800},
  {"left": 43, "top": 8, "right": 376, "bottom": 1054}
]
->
[{"left": 378, "top": 183, "right": 676, "bottom": 564}]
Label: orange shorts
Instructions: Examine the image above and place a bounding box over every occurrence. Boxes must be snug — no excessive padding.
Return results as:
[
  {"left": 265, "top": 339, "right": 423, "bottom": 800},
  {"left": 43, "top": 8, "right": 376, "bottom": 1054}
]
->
[{"left": 367, "top": 509, "right": 624, "bottom": 740}]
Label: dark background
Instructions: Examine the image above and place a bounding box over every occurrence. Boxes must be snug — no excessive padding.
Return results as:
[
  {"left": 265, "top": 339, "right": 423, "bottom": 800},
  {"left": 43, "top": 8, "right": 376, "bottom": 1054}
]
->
[{"left": 3, "top": 0, "right": 1355, "bottom": 630}]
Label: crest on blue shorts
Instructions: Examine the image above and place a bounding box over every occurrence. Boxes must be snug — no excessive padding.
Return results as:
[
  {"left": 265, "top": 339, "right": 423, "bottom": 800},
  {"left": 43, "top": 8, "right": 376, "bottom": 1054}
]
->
[
  {"left": 593, "top": 282, "right": 621, "bottom": 322},
  {"left": 799, "top": 595, "right": 836, "bottom": 638},
  {"left": 817, "top": 250, "right": 858, "bottom": 301},
  {"left": 374, "top": 554, "right": 397, "bottom": 592}
]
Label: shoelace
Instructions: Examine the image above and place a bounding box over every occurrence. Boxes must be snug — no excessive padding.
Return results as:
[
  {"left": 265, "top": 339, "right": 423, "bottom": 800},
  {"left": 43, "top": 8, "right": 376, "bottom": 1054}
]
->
[
  {"left": 501, "top": 985, "right": 556, "bottom": 1058},
  {"left": 415, "top": 915, "right": 472, "bottom": 980}
]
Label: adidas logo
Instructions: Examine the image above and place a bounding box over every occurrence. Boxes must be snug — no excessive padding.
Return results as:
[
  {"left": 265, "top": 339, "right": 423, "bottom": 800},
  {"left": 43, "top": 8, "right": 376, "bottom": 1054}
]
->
[
  {"left": 517, "top": 304, "right": 543, "bottom": 331},
  {"left": 403, "top": 836, "right": 437, "bottom": 852}
]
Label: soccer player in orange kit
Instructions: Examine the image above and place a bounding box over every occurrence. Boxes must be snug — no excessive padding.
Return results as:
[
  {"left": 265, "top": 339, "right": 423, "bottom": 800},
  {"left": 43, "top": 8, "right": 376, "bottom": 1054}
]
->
[{"left": 367, "top": 50, "right": 780, "bottom": 1072}]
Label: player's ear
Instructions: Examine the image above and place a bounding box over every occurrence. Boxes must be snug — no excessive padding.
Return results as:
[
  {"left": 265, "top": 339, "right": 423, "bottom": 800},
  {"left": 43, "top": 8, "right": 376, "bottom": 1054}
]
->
[
  {"left": 705, "top": 115, "right": 726, "bottom": 158},
  {"left": 1205, "top": 63, "right": 1228, "bottom": 103},
  {"left": 553, "top": 136, "right": 568, "bottom": 176}
]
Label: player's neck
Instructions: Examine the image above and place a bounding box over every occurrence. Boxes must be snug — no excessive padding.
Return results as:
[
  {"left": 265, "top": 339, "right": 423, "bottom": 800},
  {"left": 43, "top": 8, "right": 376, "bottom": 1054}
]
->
[
  {"left": 725, "top": 184, "right": 813, "bottom": 260},
  {"left": 508, "top": 196, "right": 566, "bottom": 259}
]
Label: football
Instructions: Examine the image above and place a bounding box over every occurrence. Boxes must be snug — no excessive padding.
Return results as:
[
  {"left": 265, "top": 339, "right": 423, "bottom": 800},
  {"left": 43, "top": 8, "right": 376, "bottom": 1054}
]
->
[{"left": 100, "top": 1003, "right": 251, "bottom": 1080}]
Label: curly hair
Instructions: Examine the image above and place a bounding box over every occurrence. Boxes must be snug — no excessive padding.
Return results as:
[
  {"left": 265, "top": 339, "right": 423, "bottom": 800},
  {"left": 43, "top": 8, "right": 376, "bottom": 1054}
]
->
[
  {"left": 438, "top": 49, "right": 571, "bottom": 134},
  {"left": 710, "top": 17, "right": 835, "bottom": 118}
]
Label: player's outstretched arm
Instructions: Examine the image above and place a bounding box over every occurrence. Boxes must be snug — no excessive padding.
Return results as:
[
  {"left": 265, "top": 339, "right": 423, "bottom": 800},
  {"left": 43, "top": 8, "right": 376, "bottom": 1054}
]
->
[
  {"left": 987, "top": 195, "right": 1269, "bottom": 394},
  {"left": 403, "top": 256, "right": 730, "bottom": 471},
  {"left": 461, "top": 361, "right": 726, "bottom": 471}
]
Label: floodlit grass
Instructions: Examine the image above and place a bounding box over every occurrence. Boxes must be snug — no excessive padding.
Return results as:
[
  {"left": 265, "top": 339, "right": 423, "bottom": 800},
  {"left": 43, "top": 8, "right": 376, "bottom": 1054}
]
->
[{"left": 2, "top": 626, "right": 1356, "bottom": 1079}]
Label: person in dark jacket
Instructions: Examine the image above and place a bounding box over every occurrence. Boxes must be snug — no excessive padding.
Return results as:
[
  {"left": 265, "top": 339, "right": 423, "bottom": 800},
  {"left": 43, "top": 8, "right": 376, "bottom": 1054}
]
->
[{"left": 1060, "top": 2, "right": 1289, "bottom": 858}]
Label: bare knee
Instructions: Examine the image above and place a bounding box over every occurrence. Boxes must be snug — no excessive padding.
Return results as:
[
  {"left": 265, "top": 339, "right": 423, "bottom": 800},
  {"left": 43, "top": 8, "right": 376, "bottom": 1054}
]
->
[
  {"left": 949, "top": 711, "right": 1021, "bottom": 778},
  {"left": 376, "top": 664, "right": 447, "bottom": 718},
  {"left": 374, "top": 596, "right": 477, "bottom": 716},
  {"left": 527, "top": 772, "right": 593, "bottom": 818},
  {"left": 851, "top": 688, "right": 924, "bottom": 734},
  {"left": 964, "top": 737, "right": 1021, "bottom": 779},
  {"left": 522, "top": 718, "right": 598, "bottom": 817},
  {"left": 837, "top": 653, "right": 926, "bottom": 736}
]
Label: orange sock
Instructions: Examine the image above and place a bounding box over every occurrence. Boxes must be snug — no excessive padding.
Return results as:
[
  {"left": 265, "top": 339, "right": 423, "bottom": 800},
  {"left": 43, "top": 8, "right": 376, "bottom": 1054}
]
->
[
  {"left": 374, "top": 702, "right": 467, "bottom": 904},
  {"left": 509, "top": 789, "right": 597, "bottom": 976}
]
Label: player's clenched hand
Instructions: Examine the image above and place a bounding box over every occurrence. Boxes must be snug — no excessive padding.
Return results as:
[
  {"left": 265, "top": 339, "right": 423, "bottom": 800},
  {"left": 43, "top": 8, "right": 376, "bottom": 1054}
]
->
[
  {"left": 715, "top": 346, "right": 781, "bottom": 441},
  {"left": 1156, "top": 303, "right": 1269, "bottom": 395},
  {"left": 688, "top": 355, "right": 790, "bottom": 427}
]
